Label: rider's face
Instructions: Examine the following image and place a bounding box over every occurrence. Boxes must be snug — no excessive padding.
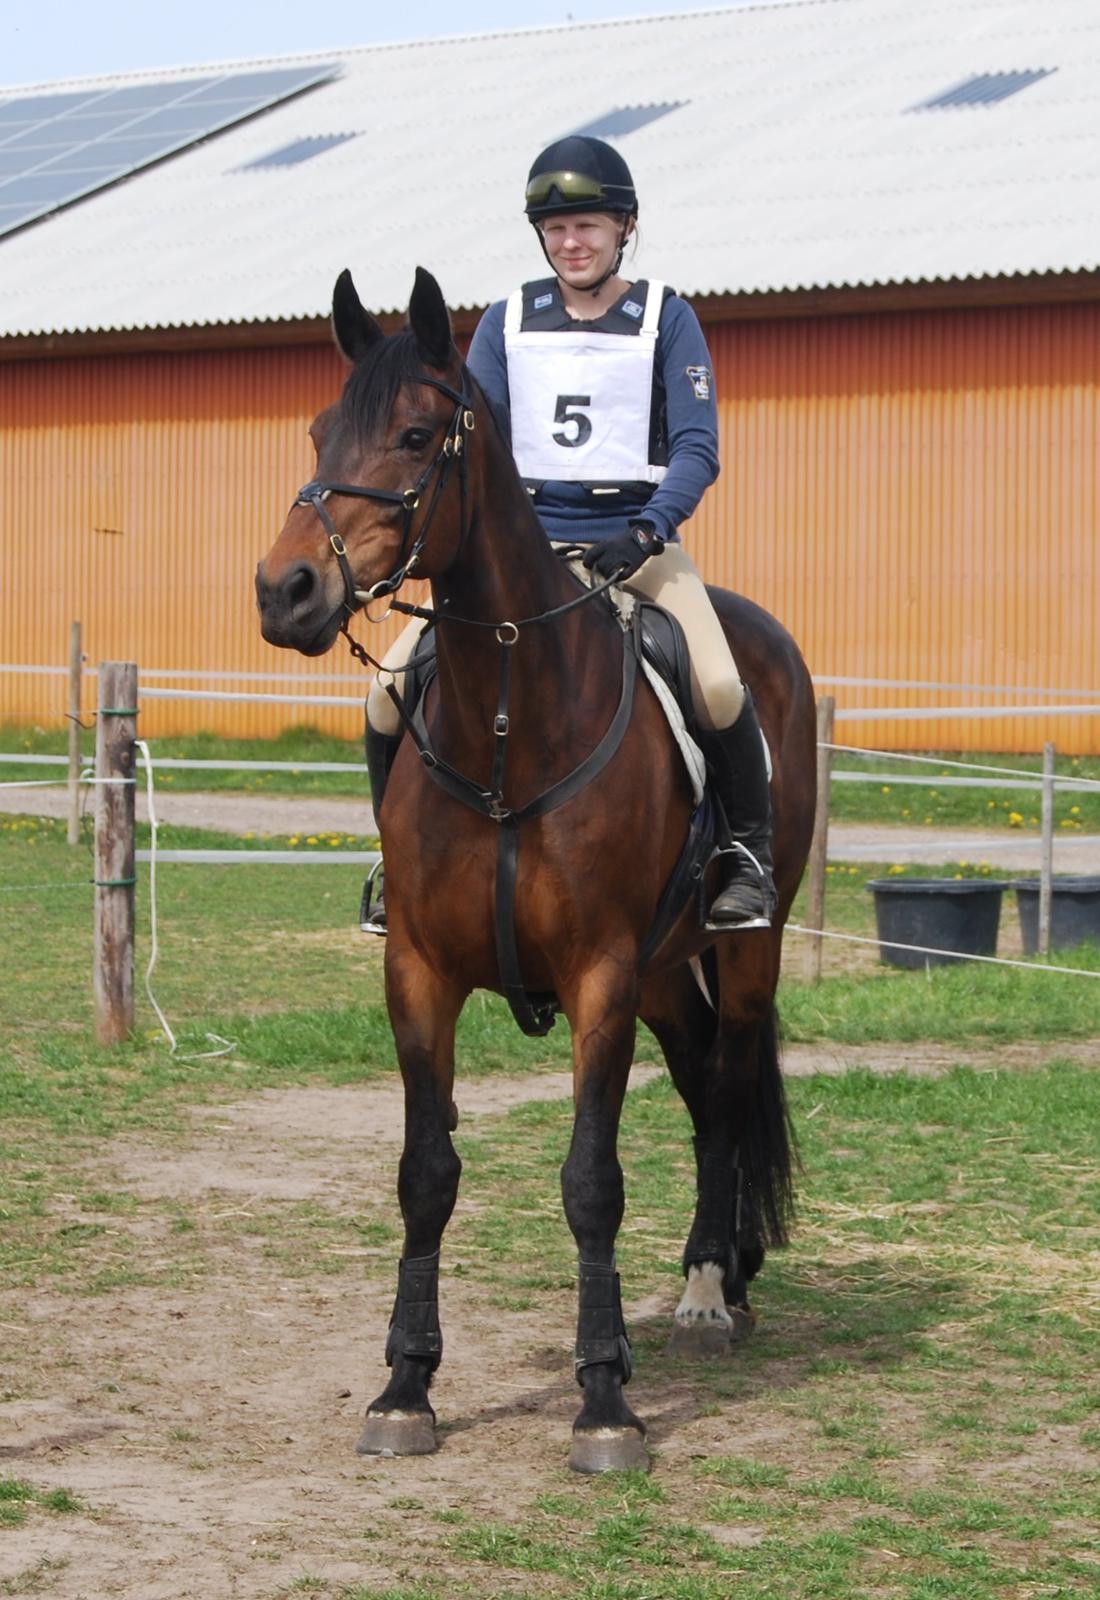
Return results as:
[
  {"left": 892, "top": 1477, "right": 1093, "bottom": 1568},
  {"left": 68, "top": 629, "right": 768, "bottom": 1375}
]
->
[{"left": 538, "top": 211, "right": 630, "bottom": 289}]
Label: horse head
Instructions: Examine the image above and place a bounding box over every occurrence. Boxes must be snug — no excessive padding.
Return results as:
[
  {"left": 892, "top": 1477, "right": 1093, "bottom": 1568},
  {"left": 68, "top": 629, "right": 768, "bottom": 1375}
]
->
[{"left": 256, "top": 267, "right": 473, "bottom": 655}]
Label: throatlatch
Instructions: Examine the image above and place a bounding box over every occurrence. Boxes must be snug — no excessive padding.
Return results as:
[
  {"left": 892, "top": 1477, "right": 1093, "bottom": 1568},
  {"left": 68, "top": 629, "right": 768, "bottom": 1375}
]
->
[
  {"left": 574, "top": 1258, "right": 633, "bottom": 1384},
  {"left": 384, "top": 1251, "right": 443, "bottom": 1371}
]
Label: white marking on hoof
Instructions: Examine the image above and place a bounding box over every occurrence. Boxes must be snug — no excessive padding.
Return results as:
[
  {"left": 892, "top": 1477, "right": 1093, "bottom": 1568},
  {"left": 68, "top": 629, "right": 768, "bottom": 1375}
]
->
[{"left": 675, "top": 1262, "right": 734, "bottom": 1331}]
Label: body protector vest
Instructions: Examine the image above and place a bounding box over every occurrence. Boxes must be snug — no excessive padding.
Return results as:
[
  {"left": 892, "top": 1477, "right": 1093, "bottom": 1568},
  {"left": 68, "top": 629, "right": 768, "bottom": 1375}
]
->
[{"left": 504, "top": 278, "right": 669, "bottom": 487}]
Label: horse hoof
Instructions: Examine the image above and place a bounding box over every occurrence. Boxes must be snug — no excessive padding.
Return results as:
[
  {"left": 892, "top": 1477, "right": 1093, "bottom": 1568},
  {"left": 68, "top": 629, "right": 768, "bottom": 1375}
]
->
[
  {"left": 356, "top": 1409, "right": 437, "bottom": 1457},
  {"left": 569, "top": 1426, "right": 650, "bottom": 1475},
  {"left": 726, "top": 1304, "right": 757, "bottom": 1344},
  {"left": 667, "top": 1318, "right": 734, "bottom": 1360}
]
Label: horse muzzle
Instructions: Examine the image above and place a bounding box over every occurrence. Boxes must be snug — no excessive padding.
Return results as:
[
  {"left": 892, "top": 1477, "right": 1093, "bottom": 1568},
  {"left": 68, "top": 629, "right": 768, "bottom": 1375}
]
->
[{"left": 255, "top": 560, "right": 344, "bottom": 655}]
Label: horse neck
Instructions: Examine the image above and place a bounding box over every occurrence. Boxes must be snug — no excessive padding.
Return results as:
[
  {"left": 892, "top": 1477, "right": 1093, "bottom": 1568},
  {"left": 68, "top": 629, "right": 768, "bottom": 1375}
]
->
[{"left": 427, "top": 446, "right": 622, "bottom": 780}]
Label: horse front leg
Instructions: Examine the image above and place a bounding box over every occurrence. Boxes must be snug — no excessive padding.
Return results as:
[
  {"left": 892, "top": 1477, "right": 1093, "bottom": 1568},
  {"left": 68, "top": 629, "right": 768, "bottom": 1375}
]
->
[
  {"left": 357, "top": 950, "right": 466, "bottom": 1458},
  {"left": 560, "top": 964, "right": 649, "bottom": 1474}
]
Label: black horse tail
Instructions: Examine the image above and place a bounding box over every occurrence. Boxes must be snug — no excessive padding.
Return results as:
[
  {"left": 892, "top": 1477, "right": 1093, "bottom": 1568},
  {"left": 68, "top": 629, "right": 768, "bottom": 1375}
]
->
[{"left": 741, "top": 1005, "right": 796, "bottom": 1250}]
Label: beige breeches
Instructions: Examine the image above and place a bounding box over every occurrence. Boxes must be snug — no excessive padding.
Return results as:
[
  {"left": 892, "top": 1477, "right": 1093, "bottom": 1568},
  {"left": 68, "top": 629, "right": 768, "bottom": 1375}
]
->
[{"left": 365, "top": 542, "right": 744, "bottom": 737}]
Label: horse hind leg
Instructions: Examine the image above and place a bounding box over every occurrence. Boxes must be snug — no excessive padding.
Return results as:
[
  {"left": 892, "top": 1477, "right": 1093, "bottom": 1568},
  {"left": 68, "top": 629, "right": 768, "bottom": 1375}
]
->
[
  {"left": 676, "top": 1143, "right": 761, "bottom": 1351},
  {"left": 640, "top": 967, "right": 739, "bottom": 1354},
  {"left": 645, "top": 961, "right": 792, "bottom": 1359}
]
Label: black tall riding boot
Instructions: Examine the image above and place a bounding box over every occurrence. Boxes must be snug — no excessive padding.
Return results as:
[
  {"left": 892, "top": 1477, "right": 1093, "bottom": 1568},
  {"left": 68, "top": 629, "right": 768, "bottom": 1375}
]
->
[
  {"left": 360, "top": 724, "right": 401, "bottom": 934},
  {"left": 699, "top": 688, "right": 777, "bottom": 931}
]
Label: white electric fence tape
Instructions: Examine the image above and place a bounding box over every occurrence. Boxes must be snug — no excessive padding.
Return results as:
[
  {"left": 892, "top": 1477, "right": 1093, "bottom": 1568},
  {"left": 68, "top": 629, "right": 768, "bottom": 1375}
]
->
[
  {"left": 134, "top": 739, "right": 236, "bottom": 1062},
  {"left": 787, "top": 923, "right": 1100, "bottom": 979}
]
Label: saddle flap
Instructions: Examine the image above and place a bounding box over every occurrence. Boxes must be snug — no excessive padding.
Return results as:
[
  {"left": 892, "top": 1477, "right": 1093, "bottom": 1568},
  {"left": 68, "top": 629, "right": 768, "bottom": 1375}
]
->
[{"left": 636, "top": 601, "right": 694, "bottom": 733}]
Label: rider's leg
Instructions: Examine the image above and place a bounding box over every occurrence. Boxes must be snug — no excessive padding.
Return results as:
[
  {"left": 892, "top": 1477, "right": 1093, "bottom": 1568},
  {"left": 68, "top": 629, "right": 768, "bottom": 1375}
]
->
[
  {"left": 624, "top": 544, "right": 776, "bottom": 930},
  {"left": 361, "top": 618, "right": 428, "bottom": 932}
]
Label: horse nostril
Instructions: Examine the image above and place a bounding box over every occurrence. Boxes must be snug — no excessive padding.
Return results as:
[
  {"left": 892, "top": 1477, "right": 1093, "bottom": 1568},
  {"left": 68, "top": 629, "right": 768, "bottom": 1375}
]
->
[{"left": 286, "top": 562, "right": 319, "bottom": 619}]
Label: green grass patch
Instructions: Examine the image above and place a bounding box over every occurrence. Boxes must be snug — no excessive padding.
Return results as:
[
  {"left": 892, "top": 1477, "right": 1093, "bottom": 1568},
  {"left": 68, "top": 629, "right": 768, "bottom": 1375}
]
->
[
  {"left": 779, "top": 948, "right": 1100, "bottom": 1042},
  {"left": 0, "top": 1478, "right": 83, "bottom": 1526},
  {"left": 409, "top": 1061, "right": 1100, "bottom": 1599},
  {"left": 0, "top": 722, "right": 369, "bottom": 798},
  {"left": 830, "top": 748, "right": 1100, "bottom": 834}
]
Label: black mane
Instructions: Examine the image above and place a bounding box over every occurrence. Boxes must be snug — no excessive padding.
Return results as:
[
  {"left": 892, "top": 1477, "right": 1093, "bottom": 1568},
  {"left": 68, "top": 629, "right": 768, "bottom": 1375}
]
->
[{"left": 339, "top": 328, "right": 425, "bottom": 445}]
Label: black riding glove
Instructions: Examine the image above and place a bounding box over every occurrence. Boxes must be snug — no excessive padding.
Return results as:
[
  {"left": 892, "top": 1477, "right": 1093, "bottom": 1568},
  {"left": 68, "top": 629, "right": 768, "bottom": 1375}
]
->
[{"left": 581, "top": 522, "right": 666, "bottom": 581}]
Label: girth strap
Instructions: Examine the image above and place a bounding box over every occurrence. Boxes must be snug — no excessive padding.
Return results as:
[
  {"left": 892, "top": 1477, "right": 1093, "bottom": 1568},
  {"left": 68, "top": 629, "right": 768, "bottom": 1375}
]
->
[
  {"left": 384, "top": 1251, "right": 443, "bottom": 1371},
  {"left": 574, "top": 1258, "right": 633, "bottom": 1384}
]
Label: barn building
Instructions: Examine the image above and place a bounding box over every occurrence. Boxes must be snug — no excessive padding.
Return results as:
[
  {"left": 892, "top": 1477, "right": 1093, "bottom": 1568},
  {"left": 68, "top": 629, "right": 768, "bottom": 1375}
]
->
[{"left": 1, "top": 0, "right": 1098, "bottom": 752}]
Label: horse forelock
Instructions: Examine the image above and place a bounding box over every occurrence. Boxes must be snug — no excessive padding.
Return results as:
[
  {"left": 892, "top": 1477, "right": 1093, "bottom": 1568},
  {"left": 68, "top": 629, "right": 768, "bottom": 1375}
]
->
[{"left": 340, "top": 329, "right": 429, "bottom": 446}]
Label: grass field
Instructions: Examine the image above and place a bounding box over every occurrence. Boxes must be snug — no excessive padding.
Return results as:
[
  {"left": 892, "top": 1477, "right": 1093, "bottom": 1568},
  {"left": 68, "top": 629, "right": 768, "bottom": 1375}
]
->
[{"left": 1, "top": 795, "right": 1098, "bottom": 1598}]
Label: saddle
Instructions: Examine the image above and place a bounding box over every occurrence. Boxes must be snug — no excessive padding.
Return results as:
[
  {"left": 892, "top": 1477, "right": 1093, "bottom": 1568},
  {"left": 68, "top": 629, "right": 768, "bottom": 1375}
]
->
[{"left": 401, "top": 595, "right": 696, "bottom": 747}]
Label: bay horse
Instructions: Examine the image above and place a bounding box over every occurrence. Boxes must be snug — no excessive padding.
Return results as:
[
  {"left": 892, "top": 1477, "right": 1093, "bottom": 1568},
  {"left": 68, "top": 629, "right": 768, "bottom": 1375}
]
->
[{"left": 256, "top": 267, "right": 817, "bottom": 1473}]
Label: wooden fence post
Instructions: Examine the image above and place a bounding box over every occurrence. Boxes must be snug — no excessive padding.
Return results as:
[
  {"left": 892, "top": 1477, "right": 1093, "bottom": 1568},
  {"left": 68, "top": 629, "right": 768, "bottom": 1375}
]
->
[
  {"left": 1038, "top": 741, "right": 1055, "bottom": 958},
  {"left": 803, "top": 695, "right": 836, "bottom": 983},
  {"left": 94, "top": 661, "right": 137, "bottom": 1045},
  {"left": 66, "top": 621, "right": 83, "bottom": 847}
]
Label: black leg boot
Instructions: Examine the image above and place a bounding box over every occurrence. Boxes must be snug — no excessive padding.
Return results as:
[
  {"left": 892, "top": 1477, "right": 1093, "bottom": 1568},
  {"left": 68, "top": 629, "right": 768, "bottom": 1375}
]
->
[
  {"left": 699, "top": 688, "right": 777, "bottom": 931},
  {"left": 360, "top": 725, "right": 401, "bottom": 934}
]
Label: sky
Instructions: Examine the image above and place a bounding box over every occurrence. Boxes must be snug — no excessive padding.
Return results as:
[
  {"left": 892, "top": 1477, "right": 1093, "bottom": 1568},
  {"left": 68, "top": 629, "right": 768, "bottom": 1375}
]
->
[{"left": 2, "top": 0, "right": 793, "bottom": 87}]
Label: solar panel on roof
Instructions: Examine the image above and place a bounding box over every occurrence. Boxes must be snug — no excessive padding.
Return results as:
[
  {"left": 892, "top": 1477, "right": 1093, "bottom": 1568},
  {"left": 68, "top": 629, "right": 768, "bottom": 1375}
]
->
[
  {"left": 569, "top": 103, "right": 686, "bottom": 140},
  {"left": 911, "top": 69, "right": 1056, "bottom": 111},
  {"left": 0, "top": 62, "right": 338, "bottom": 240}
]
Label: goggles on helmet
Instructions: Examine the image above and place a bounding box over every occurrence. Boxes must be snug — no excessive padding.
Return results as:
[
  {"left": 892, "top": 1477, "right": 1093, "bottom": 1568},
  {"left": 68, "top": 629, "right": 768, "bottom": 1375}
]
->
[{"left": 524, "top": 170, "right": 635, "bottom": 211}]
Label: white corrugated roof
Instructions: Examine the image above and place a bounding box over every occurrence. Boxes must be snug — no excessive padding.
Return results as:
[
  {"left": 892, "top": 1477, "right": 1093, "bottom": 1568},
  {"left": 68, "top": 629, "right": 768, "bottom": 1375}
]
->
[{"left": 2, "top": 0, "right": 1099, "bottom": 339}]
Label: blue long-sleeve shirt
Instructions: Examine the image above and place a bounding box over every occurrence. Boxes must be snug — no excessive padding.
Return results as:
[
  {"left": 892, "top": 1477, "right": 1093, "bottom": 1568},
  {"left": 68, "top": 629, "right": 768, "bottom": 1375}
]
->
[{"left": 467, "top": 286, "right": 720, "bottom": 543}]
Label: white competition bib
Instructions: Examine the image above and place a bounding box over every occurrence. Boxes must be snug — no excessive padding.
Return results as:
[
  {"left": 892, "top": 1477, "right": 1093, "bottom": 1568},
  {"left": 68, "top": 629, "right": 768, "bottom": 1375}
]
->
[{"left": 503, "top": 281, "right": 667, "bottom": 485}]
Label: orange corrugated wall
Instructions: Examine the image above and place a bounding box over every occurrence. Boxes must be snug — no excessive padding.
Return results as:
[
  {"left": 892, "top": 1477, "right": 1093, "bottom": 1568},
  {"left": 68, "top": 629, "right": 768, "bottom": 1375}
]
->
[
  {"left": 0, "top": 342, "right": 378, "bottom": 739},
  {"left": 694, "top": 302, "right": 1100, "bottom": 754},
  {"left": 1, "top": 300, "right": 1097, "bottom": 751}
]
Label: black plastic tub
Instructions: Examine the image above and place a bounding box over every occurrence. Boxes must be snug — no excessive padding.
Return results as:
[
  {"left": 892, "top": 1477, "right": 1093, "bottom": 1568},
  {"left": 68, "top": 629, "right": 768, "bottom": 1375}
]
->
[
  {"left": 866, "top": 878, "right": 1010, "bottom": 969},
  {"left": 1013, "top": 876, "right": 1100, "bottom": 955}
]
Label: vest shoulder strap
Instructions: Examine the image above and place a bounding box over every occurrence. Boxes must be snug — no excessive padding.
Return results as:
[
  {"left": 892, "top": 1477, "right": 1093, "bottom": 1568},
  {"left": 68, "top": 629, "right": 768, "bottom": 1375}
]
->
[
  {"left": 504, "top": 288, "right": 524, "bottom": 335},
  {"left": 640, "top": 280, "right": 666, "bottom": 338}
]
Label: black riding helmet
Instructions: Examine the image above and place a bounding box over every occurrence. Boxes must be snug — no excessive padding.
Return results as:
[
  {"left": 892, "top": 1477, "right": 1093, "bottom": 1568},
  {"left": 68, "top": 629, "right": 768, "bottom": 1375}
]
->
[
  {"left": 525, "top": 136, "right": 638, "bottom": 294},
  {"left": 524, "top": 135, "right": 639, "bottom": 222}
]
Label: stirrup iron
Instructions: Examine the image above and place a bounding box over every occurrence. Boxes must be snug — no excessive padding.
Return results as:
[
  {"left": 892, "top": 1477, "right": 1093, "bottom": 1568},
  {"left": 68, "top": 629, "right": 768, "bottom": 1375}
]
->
[{"left": 359, "top": 859, "right": 387, "bottom": 935}]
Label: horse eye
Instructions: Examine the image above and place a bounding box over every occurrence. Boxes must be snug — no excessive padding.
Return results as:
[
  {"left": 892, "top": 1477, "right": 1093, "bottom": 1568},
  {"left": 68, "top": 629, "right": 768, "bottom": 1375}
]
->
[{"left": 398, "top": 427, "right": 433, "bottom": 452}]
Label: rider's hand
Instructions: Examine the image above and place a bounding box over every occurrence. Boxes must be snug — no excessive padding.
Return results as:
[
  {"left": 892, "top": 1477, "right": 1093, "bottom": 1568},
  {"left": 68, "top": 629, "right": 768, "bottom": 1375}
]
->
[{"left": 581, "top": 522, "right": 666, "bottom": 581}]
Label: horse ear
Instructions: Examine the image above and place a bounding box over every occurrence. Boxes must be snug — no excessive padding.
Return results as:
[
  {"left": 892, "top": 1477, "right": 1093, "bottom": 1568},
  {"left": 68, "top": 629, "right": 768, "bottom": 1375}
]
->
[
  {"left": 408, "top": 267, "right": 454, "bottom": 369},
  {"left": 332, "top": 269, "right": 385, "bottom": 364}
]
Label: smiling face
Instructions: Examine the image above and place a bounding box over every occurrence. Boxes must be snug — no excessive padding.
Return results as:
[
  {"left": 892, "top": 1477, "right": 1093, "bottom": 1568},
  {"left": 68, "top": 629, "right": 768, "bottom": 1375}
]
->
[{"left": 537, "top": 210, "right": 632, "bottom": 293}]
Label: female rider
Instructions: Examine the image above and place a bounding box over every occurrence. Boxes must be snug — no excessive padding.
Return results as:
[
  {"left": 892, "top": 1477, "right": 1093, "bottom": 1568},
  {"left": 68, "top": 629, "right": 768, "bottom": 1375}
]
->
[{"left": 364, "top": 135, "right": 775, "bottom": 932}]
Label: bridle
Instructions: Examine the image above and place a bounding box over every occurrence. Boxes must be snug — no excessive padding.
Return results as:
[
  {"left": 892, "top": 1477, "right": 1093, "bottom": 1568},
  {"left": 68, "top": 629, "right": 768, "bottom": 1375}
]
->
[{"left": 292, "top": 372, "right": 475, "bottom": 650}]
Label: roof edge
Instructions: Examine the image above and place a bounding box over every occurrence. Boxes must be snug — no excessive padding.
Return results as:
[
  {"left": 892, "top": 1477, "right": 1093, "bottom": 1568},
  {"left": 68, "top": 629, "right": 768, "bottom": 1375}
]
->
[
  {"left": 2, "top": 267, "right": 1099, "bottom": 361},
  {"left": 0, "top": 3, "right": 821, "bottom": 95}
]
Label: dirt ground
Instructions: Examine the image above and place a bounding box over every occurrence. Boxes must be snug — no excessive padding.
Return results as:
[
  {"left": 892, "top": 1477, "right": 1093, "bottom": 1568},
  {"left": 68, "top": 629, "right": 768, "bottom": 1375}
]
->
[{"left": 2, "top": 1037, "right": 1096, "bottom": 1600}]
